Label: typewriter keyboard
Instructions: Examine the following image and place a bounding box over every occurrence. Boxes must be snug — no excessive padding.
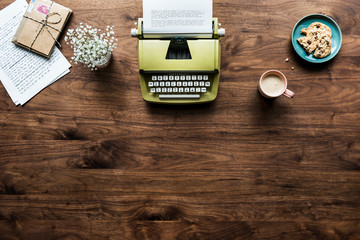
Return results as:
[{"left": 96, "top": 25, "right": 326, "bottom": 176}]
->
[{"left": 146, "top": 73, "right": 213, "bottom": 99}]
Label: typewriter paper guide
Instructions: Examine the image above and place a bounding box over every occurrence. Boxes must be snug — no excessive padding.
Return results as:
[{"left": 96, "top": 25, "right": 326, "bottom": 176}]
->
[{"left": 143, "top": 0, "right": 213, "bottom": 38}]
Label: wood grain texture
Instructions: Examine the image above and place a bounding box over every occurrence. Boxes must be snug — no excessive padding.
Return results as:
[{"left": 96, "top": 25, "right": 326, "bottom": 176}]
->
[{"left": 0, "top": 0, "right": 360, "bottom": 239}]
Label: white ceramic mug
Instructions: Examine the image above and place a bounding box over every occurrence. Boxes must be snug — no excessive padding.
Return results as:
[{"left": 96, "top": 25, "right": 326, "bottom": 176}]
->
[{"left": 258, "top": 70, "right": 294, "bottom": 98}]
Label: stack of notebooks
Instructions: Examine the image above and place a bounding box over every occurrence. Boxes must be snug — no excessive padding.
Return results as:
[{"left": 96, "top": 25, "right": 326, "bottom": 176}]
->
[{"left": 0, "top": 0, "right": 71, "bottom": 105}]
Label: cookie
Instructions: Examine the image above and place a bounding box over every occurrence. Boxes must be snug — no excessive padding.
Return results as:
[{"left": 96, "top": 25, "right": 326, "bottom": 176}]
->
[
  {"left": 313, "top": 35, "right": 332, "bottom": 58},
  {"left": 297, "top": 36, "right": 318, "bottom": 54},
  {"left": 308, "top": 22, "right": 332, "bottom": 36},
  {"left": 297, "top": 21, "right": 332, "bottom": 58},
  {"left": 307, "top": 22, "right": 332, "bottom": 40}
]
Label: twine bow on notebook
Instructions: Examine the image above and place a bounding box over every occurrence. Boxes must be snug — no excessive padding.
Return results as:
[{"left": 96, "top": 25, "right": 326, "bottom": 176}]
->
[{"left": 23, "top": 1, "right": 62, "bottom": 52}]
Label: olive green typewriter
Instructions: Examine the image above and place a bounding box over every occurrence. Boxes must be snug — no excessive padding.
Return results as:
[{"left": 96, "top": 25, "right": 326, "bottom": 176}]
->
[{"left": 131, "top": 12, "right": 225, "bottom": 104}]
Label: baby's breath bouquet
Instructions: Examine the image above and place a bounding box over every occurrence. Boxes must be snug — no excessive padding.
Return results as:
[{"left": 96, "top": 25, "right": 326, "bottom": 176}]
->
[{"left": 65, "top": 23, "right": 118, "bottom": 70}]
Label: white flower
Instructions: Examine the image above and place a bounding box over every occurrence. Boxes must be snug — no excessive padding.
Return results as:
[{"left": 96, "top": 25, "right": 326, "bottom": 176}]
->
[{"left": 64, "top": 24, "right": 118, "bottom": 70}]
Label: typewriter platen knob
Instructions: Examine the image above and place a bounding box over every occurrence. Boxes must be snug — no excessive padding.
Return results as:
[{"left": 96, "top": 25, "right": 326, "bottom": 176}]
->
[
  {"left": 218, "top": 28, "right": 225, "bottom": 37},
  {"left": 131, "top": 28, "right": 138, "bottom": 37}
]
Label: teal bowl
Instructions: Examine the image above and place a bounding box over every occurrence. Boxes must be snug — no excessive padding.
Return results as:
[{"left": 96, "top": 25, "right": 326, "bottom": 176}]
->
[{"left": 292, "top": 14, "right": 342, "bottom": 63}]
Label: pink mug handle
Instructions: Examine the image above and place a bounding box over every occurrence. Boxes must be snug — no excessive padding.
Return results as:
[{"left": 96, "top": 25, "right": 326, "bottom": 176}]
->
[{"left": 283, "top": 89, "right": 294, "bottom": 98}]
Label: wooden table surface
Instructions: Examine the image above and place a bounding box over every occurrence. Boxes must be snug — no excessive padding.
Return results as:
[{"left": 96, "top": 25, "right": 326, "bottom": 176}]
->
[{"left": 1, "top": 0, "right": 360, "bottom": 239}]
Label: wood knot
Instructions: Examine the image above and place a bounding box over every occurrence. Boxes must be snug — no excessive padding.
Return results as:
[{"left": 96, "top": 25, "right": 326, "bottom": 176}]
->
[
  {"left": 55, "top": 128, "right": 87, "bottom": 140},
  {"left": 0, "top": 178, "right": 25, "bottom": 195},
  {"left": 134, "top": 205, "right": 182, "bottom": 221},
  {"left": 267, "top": 129, "right": 280, "bottom": 135},
  {"left": 70, "top": 141, "right": 137, "bottom": 169}
]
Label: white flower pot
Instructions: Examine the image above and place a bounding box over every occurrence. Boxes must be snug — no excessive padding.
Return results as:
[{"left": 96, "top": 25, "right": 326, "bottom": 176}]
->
[{"left": 94, "top": 50, "right": 112, "bottom": 69}]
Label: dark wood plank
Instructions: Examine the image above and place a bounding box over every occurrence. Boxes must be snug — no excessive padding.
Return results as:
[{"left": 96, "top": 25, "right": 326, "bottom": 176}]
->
[
  {"left": 1, "top": 169, "right": 359, "bottom": 238},
  {"left": 2, "top": 220, "right": 359, "bottom": 240},
  {"left": 0, "top": 0, "right": 360, "bottom": 239},
  {"left": 0, "top": 140, "right": 359, "bottom": 171}
]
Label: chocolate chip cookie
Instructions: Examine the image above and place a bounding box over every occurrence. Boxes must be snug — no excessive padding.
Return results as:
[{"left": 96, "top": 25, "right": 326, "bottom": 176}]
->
[{"left": 297, "top": 22, "right": 332, "bottom": 58}]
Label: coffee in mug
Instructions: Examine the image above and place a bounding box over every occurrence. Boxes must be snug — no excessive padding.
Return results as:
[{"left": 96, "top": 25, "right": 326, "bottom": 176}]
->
[{"left": 258, "top": 70, "right": 294, "bottom": 98}]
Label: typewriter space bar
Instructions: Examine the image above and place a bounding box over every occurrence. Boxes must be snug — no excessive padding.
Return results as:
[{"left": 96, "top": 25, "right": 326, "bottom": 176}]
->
[{"left": 159, "top": 94, "right": 200, "bottom": 99}]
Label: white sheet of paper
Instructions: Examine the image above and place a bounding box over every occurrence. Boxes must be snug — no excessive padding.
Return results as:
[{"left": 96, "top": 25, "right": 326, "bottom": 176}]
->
[
  {"left": 0, "top": 0, "right": 71, "bottom": 105},
  {"left": 13, "top": 68, "right": 70, "bottom": 105},
  {"left": 143, "top": 0, "right": 212, "bottom": 37}
]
